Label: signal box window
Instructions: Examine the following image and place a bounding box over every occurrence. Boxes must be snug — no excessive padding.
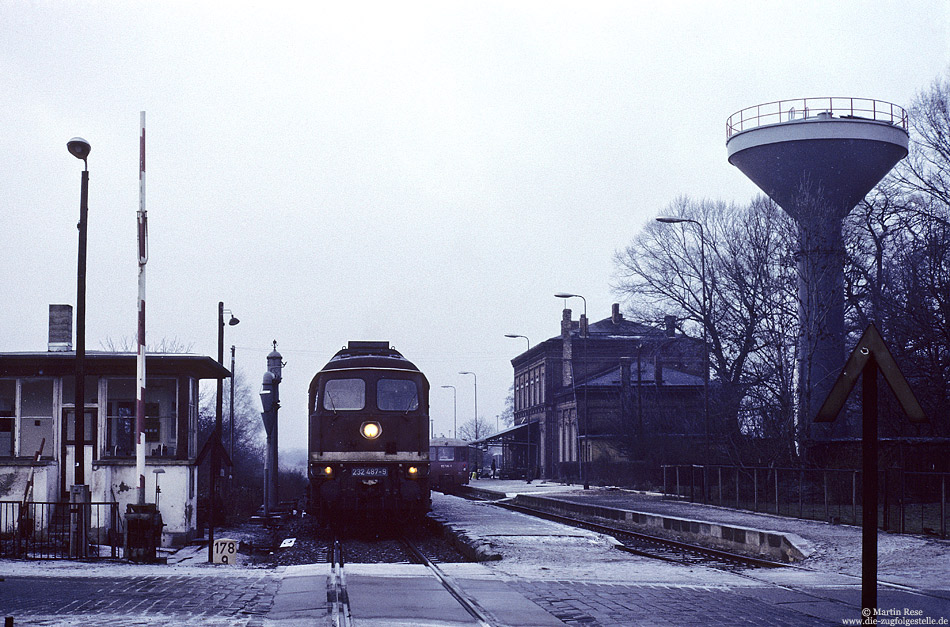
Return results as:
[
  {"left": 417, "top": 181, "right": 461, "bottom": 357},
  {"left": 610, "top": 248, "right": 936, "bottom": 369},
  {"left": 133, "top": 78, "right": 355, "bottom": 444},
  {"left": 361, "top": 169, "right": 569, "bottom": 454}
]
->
[
  {"left": 20, "top": 380, "right": 53, "bottom": 459},
  {"left": 324, "top": 379, "right": 365, "bottom": 411},
  {"left": 0, "top": 380, "right": 14, "bottom": 456},
  {"left": 377, "top": 379, "right": 418, "bottom": 412}
]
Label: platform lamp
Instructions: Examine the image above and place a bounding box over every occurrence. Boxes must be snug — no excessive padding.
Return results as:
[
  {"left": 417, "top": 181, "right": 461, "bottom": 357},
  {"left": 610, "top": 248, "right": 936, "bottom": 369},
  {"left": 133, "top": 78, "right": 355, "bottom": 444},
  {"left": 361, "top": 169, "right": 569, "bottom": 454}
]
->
[
  {"left": 67, "top": 137, "right": 91, "bottom": 489},
  {"left": 441, "top": 385, "right": 457, "bottom": 439},
  {"left": 505, "top": 334, "right": 534, "bottom": 483},
  {"left": 209, "top": 302, "right": 239, "bottom": 563},
  {"left": 554, "top": 293, "right": 589, "bottom": 489},
  {"left": 656, "top": 216, "right": 710, "bottom": 501},
  {"left": 459, "top": 371, "right": 478, "bottom": 440}
]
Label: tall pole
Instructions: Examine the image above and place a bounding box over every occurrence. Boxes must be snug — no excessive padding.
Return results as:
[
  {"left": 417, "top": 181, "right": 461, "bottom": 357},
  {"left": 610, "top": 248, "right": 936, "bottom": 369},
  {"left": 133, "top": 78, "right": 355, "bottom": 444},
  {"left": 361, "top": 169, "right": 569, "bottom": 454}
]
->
[
  {"left": 209, "top": 302, "right": 224, "bottom": 563},
  {"left": 656, "top": 217, "right": 710, "bottom": 498},
  {"left": 229, "top": 345, "right": 235, "bottom": 464},
  {"left": 505, "top": 334, "right": 533, "bottom": 483},
  {"left": 136, "top": 112, "right": 148, "bottom": 505},
  {"left": 67, "top": 138, "right": 91, "bottom": 488},
  {"left": 862, "top": 358, "right": 879, "bottom": 619},
  {"left": 459, "top": 372, "right": 477, "bottom": 439},
  {"left": 555, "top": 294, "right": 588, "bottom": 489},
  {"left": 441, "top": 385, "right": 457, "bottom": 439}
]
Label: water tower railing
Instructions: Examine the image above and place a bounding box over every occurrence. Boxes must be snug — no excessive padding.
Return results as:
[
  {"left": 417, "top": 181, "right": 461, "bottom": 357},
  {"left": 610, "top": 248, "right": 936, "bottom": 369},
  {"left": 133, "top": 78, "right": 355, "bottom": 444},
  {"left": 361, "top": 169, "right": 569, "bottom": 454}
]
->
[{"left": 727, "top": 97, "right": 908, "bottom": 138}]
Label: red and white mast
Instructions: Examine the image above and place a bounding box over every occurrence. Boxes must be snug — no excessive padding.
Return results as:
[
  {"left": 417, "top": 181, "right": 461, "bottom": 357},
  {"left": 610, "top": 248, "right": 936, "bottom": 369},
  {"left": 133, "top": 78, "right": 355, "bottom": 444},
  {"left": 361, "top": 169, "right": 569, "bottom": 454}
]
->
[{"left": 136, "top": 111, "right": 149, "bottom": 505}]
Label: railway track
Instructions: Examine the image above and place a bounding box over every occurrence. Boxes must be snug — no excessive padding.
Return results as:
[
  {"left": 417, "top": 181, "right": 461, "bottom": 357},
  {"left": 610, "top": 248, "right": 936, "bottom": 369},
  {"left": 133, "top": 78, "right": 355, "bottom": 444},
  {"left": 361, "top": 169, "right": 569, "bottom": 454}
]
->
[
  {"left": 328, "top": 535, "right": 501, "bottom": 627},
  {"left": 493, "top": 499, "right": 789, "bottom": 570}
]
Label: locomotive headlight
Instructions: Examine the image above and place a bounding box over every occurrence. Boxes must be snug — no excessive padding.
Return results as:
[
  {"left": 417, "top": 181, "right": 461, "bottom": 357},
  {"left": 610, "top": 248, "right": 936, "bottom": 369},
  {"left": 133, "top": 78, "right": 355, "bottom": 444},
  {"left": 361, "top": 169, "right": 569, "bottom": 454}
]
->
[
  {"left": 407, "top": 466, "right": 418, "bottom": 476},
  {"left": 323, "top": 466, "right": 334, "bottom": 477},
  {"left": 360, "top": 421, "right": 381, "bottom": 440}
]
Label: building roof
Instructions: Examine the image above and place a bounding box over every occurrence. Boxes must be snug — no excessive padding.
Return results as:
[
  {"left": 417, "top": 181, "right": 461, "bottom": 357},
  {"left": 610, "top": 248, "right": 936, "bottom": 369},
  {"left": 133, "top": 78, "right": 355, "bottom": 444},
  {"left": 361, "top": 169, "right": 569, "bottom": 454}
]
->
[
  {"left": 0, "top": 351, "right": 230, "bottom": 379},
  {"left": 585, "top": 316, "right": 664, "bottom": 338},
  {"left": 581, "top": 362, "right": 702, "bottom": 388}
]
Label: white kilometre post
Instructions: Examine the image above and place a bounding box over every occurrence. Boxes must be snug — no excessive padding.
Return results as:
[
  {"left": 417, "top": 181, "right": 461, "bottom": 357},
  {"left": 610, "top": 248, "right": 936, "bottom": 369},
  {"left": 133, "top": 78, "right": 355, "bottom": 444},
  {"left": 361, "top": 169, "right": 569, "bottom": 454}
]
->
[{"left": 136, "top": 111, "right": 149, "bottom": 505}]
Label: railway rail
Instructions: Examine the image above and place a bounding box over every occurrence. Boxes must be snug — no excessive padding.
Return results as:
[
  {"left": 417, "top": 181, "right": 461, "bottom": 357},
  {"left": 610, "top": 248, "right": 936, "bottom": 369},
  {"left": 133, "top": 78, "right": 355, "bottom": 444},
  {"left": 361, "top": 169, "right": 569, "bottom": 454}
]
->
[{"left": 328, "top": 535, "right": 501, "bottom": 627}]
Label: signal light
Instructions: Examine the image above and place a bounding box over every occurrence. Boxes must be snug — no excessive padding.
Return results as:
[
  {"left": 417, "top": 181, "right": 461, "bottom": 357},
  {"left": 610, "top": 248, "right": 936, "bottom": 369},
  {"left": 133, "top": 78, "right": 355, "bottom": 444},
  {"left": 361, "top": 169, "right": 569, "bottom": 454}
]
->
[{"left": 361, "top": 422, "right": 381, "bottom": 439}]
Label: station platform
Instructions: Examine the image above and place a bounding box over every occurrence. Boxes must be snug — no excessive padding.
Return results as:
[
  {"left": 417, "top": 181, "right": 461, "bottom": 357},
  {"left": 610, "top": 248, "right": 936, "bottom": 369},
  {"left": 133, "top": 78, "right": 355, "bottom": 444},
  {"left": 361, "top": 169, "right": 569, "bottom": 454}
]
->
[{"left": 450, "top": 478, "right": 948, "bottom": 590}]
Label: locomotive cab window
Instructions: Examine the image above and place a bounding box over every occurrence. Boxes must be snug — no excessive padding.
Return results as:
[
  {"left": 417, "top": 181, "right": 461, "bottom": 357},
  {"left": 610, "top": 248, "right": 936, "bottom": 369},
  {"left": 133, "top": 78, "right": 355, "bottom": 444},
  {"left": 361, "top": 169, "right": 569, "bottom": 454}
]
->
[
  {"left": 323, "top": 379, "right": 365, "bottom": 411},
  {"left": 435, "top": 446, "right": 455, "bottom": 461},
  {"left": 377, "top": 379, "right": 419, "bottom": 411}
]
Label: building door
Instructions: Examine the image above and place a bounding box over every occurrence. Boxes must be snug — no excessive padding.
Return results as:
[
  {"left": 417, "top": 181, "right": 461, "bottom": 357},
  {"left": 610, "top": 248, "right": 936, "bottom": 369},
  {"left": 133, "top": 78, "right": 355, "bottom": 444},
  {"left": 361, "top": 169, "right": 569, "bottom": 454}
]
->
[{"left": 61, "top": 407, "right": 96, "bottom": 498}]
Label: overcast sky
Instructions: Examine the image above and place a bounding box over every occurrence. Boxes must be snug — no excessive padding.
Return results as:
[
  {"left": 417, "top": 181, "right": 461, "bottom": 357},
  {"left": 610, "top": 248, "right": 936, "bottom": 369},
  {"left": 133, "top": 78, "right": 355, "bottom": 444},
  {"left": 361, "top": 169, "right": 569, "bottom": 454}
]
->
[{"left": 2, "top": 1, "right": 948, "bottom": 452}]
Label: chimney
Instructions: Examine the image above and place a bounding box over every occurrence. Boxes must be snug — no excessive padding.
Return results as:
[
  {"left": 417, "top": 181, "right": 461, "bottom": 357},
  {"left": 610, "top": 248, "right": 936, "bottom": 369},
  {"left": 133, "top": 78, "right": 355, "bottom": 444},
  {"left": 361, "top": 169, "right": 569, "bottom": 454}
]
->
[
  {"left": 611, "top": 303, "right": 622, "bottom": 325},
  {"left": 561, "top": 308, "right": 573, "bottom": 387},
  {"left": 561, "top": 308, "right": 572, "bottom": 338},
  {"left": 48, "top": 304, "right": 73, "bottom": 352},
  {"left": 664, "top": 315, "right": 676, "bottom": 338}
]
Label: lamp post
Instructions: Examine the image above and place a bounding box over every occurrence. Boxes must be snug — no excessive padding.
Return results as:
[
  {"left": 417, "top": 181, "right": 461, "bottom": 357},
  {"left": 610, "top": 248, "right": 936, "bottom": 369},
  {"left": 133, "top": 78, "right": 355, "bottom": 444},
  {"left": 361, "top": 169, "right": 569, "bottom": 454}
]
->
[
  {"left": 554, "top": 293, "right": 589, "bottom": 489},
  {"left": 505, "top": 334, "right": 534, "bottom": 483},
  {"left": 209, "top": 302, "right": 239, "bottom": 563},
  {"left": 459, "top": 371, "right": 477, "bottom": 440},
  {"left": 440, "top": 385, "right": 457, "bottom": 439},
  {"left": 656, "top": 216, "right": 710, "bottom": 500},
  {"left": 67, "top": 137, "right": 91, "bottom": 489}
]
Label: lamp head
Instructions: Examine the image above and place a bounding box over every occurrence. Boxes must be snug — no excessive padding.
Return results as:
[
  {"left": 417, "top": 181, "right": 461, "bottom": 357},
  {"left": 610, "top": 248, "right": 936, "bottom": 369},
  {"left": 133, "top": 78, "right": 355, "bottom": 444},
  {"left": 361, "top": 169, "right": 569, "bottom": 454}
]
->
[
  {"left": 554, "top": 292, "right": 576, "bottom": 299},
  {"left": 228, "top": 315, "right": 240, "bottom": 326},
  {"left": 655, "top": 216, "right": 684, "bottom": 224},
  {"left": 67, "top": 137, "right": 91, "bottom": 163}
]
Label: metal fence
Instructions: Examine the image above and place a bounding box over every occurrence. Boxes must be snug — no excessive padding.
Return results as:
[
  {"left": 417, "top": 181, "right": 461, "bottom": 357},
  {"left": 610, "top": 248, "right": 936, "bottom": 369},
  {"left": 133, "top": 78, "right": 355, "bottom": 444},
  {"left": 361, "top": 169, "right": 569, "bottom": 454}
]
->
[
  {"left": 0, "top": 501, "right": 123, "bottom": 559},
  {"left": 661, "top": 465, "right": 949, "bottom": 538}
]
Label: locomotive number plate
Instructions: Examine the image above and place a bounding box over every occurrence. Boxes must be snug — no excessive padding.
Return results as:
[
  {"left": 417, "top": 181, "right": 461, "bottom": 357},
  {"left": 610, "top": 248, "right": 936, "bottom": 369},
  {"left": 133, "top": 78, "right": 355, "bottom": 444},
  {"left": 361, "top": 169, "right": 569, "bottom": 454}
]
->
[{"left": 352, "top": 467, "right": 388, "bottom": 477}]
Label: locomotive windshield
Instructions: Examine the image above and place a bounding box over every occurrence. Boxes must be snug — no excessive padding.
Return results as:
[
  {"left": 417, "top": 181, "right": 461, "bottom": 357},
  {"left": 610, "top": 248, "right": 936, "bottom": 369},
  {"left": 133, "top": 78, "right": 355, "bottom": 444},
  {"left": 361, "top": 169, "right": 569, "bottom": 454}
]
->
[
  {"left": 323, "top": 379, "right": 365, "bottom": 411},
  {"left": 377, "top": 379, "right": 419, "bottom": 411},
  {"left": 434, "top": 446, "right": 455, "bottom": 461}
]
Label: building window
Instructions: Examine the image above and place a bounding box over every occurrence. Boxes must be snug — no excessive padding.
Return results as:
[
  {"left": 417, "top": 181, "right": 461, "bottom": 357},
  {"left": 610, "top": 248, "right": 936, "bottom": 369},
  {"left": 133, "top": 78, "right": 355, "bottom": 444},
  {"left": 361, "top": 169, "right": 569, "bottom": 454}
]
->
[
  {"left": 105, "top": 378, "right": 177, "bottom": 458},
  {"left": 20, "top": 380, "right": 53, "bottom": 459},
  {"left": 0, "top": 380, "right": 14, "bottom": 456}
]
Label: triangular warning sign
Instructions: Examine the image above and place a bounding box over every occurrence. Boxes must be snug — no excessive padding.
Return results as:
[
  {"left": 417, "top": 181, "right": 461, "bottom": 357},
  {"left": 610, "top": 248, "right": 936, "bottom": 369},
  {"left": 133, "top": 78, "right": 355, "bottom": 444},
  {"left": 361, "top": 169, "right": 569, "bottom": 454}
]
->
[{"left": 815, "top": 324, "right": 927, "bottom": 423}]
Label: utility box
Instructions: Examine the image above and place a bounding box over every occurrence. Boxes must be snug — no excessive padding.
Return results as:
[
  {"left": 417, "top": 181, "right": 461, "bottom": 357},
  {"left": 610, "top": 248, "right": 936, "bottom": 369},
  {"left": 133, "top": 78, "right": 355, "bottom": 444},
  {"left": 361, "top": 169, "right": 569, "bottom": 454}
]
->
[{"left": 125, "top": 503, "right": 164, "bottom": 563}]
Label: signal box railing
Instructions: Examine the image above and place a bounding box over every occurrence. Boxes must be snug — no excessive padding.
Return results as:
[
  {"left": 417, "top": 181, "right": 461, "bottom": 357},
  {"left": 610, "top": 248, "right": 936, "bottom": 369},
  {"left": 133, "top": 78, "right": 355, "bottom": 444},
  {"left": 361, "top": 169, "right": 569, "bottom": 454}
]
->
[
  {"left": 726, "top": 97, "right": 909, "bottom": 138},
  {"left": 0, "top": 501, "right": 123, "bottom": 559},
  {"left": 662, "top": 465, "right": 949, "bottom": 538}
]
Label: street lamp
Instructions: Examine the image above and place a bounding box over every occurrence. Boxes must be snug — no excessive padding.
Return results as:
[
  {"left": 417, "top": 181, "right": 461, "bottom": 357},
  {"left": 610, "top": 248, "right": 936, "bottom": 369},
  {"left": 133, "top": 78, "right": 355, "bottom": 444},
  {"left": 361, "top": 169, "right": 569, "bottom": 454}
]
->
[
  {"left": 459, "top": 371, "right": 478, "bottom": 439},
  {"left": 209, "top": 302, "right": 239, "bottom": 563},
  {"left": 505, "top": 334, "right": 534, "bottom": 483},
  {"left": 67, "top": 137, "right": 91, "bottom": 489},
  {"left": 440, "top": 385, "right": 457, "bottom": 439},
  {"left": 656, "top": 216, "right": 710, "bottom": 500},
  {"left": 554, "top": 293, "right": 589, "bottom": 489}
]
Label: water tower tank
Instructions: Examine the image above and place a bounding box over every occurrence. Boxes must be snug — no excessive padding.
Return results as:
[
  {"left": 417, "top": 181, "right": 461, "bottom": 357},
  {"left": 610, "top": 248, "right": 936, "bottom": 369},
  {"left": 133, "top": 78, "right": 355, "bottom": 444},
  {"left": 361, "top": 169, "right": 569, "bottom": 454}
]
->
[{"left": 726, "top": 98, "right": 908, "bottom": 442}]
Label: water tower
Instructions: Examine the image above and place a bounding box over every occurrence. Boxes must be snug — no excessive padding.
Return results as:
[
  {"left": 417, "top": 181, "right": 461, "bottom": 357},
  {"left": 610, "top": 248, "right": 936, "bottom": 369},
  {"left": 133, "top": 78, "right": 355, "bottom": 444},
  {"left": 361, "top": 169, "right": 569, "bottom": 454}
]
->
[{"left": 726, "top": 98, "right": 908, "bottom": 443}]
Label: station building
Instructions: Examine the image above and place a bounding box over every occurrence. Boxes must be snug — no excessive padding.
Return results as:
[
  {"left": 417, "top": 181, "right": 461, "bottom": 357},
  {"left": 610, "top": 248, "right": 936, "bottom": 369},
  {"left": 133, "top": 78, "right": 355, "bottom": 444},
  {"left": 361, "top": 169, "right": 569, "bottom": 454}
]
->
[
  {"left": 502, "top": 304, "right": 704, "bottom": 483},
  {"left": 0, "top": 305, "right": 228, "bottom": 547}
]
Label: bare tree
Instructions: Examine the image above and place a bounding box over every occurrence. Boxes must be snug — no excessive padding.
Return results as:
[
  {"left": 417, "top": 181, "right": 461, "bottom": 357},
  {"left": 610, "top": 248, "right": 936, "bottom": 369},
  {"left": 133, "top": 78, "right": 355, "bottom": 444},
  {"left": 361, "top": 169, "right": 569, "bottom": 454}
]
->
[
  {"left": 457, "top": 415, "right": 495, "bottom": 442},
  {"left": 100, "top": 336, "right": 195, "bottom": 353},
  {"left": 614, "top": 196, "right": 800, "bottom": 464}
]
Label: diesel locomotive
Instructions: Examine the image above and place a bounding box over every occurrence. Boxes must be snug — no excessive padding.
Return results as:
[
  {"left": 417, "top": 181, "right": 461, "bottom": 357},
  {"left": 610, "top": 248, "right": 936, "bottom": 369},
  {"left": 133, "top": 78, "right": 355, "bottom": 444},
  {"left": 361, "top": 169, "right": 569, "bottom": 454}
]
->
[{"left": 307, "top": 341, "right": 430, "bottom": 522}]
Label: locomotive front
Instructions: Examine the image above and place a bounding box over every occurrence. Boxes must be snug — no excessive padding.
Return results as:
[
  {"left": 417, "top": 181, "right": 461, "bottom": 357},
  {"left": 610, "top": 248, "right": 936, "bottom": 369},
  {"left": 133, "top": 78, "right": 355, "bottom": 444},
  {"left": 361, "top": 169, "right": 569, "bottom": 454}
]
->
[{"left": 308, "top": 341, "right": 430, "bottom": 521}]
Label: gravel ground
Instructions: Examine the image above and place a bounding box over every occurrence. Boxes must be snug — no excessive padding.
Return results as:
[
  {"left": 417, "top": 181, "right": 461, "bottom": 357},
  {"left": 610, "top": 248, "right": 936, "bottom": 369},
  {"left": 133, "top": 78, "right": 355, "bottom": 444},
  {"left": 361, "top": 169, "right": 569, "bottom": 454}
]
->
[{"left": 213, "top": 513, "right": 470, "bottom": 567}]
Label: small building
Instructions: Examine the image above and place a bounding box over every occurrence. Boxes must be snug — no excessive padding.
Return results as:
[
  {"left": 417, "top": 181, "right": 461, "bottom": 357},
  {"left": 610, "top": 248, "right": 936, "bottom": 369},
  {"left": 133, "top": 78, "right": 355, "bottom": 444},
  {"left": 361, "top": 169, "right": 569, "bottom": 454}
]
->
[
  {"left": 0, "top": 305, "right": 228, "bottom": 547},
  {"left": 508, "top": 304, "right": 704, "bottom": 483}
]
